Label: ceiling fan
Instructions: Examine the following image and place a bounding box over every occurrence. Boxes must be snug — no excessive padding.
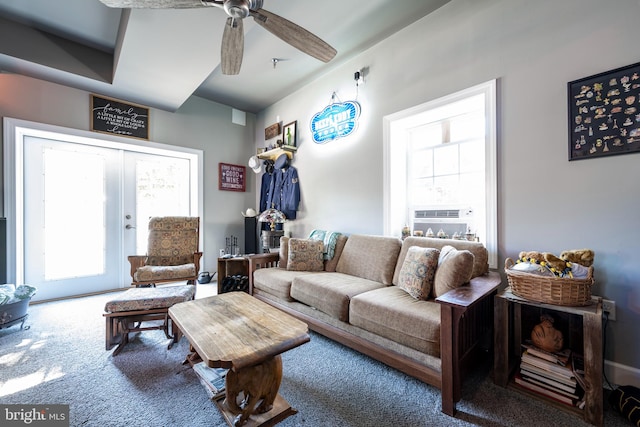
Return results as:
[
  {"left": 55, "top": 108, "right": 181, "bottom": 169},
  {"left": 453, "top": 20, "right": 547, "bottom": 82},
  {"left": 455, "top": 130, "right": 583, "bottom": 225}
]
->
[{"left": 98, "top": 0, "right": 337, "bottom": 75}]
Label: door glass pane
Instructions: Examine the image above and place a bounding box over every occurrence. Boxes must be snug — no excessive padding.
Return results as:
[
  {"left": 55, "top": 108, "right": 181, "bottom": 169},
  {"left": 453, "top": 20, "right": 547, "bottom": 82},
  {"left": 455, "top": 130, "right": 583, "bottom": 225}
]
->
[
  {"left": 43, "top": 148, "right": 106, "bottom": 280},
  {"left": 134, "top": 156, "right": 191, "bottom": 253}
]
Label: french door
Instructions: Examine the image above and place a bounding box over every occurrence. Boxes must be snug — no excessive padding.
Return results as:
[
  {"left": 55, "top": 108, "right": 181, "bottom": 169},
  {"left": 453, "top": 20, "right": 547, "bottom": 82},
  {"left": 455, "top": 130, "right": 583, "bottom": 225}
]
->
[{"left": 5, "top": 118, "right": 202, "bottom": 302}]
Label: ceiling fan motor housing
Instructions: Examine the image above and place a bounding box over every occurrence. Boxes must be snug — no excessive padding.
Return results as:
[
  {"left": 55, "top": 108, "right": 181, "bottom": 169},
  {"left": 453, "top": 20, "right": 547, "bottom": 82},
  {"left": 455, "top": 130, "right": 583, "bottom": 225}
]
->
[{"left": 224, "top": 0, "right": 263, "bottom": 19}]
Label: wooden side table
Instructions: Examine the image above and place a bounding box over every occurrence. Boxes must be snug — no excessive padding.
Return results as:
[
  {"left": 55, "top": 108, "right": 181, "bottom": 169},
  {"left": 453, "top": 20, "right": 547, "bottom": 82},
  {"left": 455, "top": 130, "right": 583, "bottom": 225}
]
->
[
  {"left": 494, "top": 288, "right": 603, "bottom": 426},
  {"left": 217, "top": 255, "right": 259, "bottom": 294}
]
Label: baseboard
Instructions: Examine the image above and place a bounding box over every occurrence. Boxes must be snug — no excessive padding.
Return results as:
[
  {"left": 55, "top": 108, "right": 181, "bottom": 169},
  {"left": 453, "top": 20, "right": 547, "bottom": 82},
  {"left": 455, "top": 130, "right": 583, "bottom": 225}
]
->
[{"left": 605, "top": 359, "right": 640, "bottom": 389}]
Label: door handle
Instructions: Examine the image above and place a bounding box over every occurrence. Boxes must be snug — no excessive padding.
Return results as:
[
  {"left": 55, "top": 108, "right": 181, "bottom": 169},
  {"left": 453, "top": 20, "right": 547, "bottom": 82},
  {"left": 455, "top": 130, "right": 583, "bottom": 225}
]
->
[{"left": 125, "top": 224, "right": 136, "bottom": 229}]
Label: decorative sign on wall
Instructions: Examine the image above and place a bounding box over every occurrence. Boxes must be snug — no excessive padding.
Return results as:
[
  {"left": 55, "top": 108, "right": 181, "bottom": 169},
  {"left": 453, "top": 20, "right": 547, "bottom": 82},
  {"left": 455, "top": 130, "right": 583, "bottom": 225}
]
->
[
  {"left": 265, "top": 122, "right": 281, "bottom": 140},
  {"left": 91, "top": 94, "right": 149, "bottom": 140},
  {"left": 310, "top": 100, "right": 361, "bottom": 144},
  {"left": 568, "top": 61, "right": 640, "bottom": 160},
  {"left": 219, "top": 163, "right": 246, "bottom": 192}
]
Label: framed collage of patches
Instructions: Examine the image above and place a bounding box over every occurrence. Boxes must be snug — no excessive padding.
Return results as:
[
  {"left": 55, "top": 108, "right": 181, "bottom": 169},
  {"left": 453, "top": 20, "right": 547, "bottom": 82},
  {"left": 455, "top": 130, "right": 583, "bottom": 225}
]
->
[{"left": 568, "top": 61, "right": 640, "bottom": 160}]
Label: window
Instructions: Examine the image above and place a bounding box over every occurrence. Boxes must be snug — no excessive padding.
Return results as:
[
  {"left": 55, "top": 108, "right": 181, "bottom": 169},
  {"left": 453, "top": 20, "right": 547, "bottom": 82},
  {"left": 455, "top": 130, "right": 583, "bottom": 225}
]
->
[{"left": 383, "top": 80, "right": 497, "bottom": 268}]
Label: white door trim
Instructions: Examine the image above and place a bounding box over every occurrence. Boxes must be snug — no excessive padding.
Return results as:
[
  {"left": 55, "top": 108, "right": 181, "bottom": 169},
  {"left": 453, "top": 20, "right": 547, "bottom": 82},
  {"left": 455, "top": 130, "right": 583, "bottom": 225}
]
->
[{"left": 3, "top": 117, "right": 204, "bottom": 288}]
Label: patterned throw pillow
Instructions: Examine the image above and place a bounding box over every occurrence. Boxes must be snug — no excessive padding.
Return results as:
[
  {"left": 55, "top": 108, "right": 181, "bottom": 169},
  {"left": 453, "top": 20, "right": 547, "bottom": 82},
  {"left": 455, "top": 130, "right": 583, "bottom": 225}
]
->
[
  {"left": 287, "top": 238, "right": 324, "bottom": 271},
  {"left": 397, "top": 246, "right": 440, "bottom": 300},
  {"left": 433, "top": 245, "right": 475, "bottom": 298}
]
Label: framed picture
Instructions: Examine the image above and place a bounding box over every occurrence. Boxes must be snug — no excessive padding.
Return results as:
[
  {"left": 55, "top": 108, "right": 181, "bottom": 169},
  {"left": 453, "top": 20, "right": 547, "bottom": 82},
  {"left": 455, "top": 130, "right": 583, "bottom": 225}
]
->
[
  {"left": 265, "top": 122, "right": 281, "bottom": 140},
  {"left": 218, "top": 163, "right": 246, "bottom": 192},
  {"left": 568, "top": 61, "right": 640, "bottom": 160},
  {"left": 283, "top": 120, "right": 297, "bottom": 147},
  {"left": 91, "top": 94, "right": 149, "bottom": 140}
]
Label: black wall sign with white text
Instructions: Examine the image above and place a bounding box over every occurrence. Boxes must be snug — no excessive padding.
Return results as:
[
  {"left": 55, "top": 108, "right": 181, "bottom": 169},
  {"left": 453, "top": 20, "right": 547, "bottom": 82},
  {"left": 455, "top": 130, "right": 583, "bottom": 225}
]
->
[{"left": 91, "top": 94, "right": 149, "bottom": 140}]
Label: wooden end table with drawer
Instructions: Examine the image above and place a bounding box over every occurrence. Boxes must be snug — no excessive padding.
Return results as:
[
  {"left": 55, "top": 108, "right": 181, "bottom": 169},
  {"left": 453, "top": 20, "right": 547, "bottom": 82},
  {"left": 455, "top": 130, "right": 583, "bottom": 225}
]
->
[{"left": 169, "top": 291, "right": 310, "bottom": 427}]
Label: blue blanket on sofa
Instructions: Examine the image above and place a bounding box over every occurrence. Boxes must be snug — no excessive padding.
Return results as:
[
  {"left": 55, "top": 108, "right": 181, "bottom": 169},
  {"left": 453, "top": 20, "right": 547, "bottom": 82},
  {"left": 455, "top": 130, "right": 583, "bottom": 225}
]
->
[{"left": 309, "top": 229, "right": 342, "bottom": 261}]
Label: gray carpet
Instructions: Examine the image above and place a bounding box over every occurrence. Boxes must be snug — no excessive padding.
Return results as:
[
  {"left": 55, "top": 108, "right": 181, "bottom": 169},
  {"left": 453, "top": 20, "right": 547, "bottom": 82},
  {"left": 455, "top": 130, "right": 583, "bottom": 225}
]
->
[{"left": 0, "top": 285, "right": 629, "bottom": 427}]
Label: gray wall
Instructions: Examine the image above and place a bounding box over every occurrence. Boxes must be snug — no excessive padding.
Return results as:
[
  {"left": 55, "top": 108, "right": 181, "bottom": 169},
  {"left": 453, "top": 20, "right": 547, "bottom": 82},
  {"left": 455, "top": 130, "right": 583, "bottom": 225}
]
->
[
  {"left": 1, "top": 0, "right": 637, "bottom": 384},
  {"left": 0, "top": 74, "right": 257, "bottom": 274},
  {"left": 255, "top": 0, "right": 639, "bottom": 379}
]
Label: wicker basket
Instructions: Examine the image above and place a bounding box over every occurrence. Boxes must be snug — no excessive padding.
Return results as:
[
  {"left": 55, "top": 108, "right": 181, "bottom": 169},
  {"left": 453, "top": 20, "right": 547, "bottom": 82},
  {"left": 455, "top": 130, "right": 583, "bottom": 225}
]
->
[{"left": 504, "top": 258, "right": 594, "bottom": 306}]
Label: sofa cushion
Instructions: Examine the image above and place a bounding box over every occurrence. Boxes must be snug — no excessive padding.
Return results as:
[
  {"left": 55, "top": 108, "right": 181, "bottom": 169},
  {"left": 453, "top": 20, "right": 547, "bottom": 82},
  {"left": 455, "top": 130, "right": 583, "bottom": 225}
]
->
[
  {"left": 433, "top": 245, "right": 475, "bottom": 298},
  {"left": 349, "top": 286, "right": 441, "bottom": 357},
  {"left": 336, "top": 235, "right": 401, "bottom": 284},
  {"left": 104, "top": 285, "right": 195, "bottom": 313},
  {"left": 397, "top": 247, "right": 439, "bottom": 300},
  {"left": 287, "top": 238, "right": 324, "bottom": 271},
  {"left": 252, "top": 267, "right": 318, "bottom": 301},
  {"left": 134, "top": 263, "right": 196, "bottom": 282},
  {"left": 393, "top": 237, "right": 488, "bottom": 285},
  {"left": 290, "top": 272, "right": 386, "bottom": 322}
]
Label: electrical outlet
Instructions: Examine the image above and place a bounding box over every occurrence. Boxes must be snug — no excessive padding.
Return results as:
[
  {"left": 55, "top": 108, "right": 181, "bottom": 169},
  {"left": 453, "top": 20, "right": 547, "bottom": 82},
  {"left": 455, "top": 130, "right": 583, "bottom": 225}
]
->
[{"left": 602, "top": 299, "right": 616, "bottom": 321}]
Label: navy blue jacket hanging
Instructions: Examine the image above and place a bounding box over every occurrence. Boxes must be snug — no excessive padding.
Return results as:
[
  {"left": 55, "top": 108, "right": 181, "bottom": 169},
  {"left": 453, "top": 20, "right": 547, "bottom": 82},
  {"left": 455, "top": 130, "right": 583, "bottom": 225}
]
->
[
  {"left": 266, "top": 165, "right": 300, "bottom": 220},
  {"left": 259, "top": 170, "right": 272, "bottom": 213}
]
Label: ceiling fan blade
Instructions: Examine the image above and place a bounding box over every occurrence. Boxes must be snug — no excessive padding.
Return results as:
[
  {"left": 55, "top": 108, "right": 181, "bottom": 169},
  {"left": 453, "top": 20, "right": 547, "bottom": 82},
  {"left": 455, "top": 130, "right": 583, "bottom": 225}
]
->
[
  {"left": 221, "top": 17, "right": 244, "bottom": 75},
  {"left": 250, "top": 9, "right": 336, "bottom": 63},
  {"left": 98, "top": 0, "right": 222, "bottom": 9}
]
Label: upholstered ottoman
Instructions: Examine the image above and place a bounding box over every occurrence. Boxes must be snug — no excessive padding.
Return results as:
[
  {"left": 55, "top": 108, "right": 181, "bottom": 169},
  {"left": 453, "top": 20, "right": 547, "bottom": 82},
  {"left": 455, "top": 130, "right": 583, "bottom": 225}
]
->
[{"left": 104, "top": 285, "right": 195, "bottom": 355}]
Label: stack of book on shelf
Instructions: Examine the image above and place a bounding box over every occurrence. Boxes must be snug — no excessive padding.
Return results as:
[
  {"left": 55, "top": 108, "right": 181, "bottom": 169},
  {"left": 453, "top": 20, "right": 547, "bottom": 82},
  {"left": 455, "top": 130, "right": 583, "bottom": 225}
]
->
[
  {"left": 193, "top": 362, "right": 228, "bottom": 400},
  {"left": 515, "top": 343, "right": 585, "bottom": 409}
]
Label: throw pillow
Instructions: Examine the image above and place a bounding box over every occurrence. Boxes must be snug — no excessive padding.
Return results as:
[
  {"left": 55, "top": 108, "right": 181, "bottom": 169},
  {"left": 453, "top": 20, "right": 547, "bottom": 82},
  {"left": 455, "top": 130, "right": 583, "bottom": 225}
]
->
[
  {"left": 397, "top": 246, "right": 440, "bottom": 300},
  {"left": 433, "top": 245, "right": 475, "bottom": 298},
  {"left": 287, "top": 238, "right": 324, "bottom": 271}
]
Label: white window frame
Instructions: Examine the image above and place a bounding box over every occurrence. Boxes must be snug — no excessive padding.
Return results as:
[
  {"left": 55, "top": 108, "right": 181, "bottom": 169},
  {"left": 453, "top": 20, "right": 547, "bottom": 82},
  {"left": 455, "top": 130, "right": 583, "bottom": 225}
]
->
[{"left": 383, "top": 79, "right": 498, "bottom": 269}]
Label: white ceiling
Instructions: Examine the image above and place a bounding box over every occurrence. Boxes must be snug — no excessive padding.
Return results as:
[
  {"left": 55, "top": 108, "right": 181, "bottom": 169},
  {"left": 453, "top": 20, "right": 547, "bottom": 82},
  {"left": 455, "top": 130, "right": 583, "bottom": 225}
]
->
[{"left": 0, "top": 0, "right": 450, "bottom": 113}]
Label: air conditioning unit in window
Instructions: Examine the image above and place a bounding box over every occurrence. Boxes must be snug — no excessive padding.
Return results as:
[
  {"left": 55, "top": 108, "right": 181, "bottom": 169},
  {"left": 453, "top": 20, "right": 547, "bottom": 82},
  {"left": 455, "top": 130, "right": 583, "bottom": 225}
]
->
[{"left": 412, "top": 206, "right": 474, "bottom": 239}]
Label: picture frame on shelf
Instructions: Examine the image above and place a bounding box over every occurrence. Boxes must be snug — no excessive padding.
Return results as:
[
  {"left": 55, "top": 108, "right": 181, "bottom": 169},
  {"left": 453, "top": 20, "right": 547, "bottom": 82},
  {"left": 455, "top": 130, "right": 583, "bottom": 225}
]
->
[
  {"left": 283, "top": 121, "right": 297, "bottom": 147},
  {"left": 568, "top": 61, "right": 640, "bottom": 161},
  {"left": 264, "top": 122, "right": 281, "bottom": 140},
  {"left": 257, "top": 147, "right": 266, "bottom": 155}
]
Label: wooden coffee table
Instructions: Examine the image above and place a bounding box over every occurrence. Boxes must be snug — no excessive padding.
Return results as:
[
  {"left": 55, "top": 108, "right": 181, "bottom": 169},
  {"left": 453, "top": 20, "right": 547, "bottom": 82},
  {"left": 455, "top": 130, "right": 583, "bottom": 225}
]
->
[{"left": 168, "top": 291, "right": 310, "bottom": 427}]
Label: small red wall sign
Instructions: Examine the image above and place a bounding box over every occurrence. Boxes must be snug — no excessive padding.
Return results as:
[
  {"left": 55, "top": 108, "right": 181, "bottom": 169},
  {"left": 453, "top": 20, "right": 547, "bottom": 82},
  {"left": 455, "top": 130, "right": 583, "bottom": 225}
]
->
[{"left": 219, "top": 163, "right": 246, "bottom": 192}]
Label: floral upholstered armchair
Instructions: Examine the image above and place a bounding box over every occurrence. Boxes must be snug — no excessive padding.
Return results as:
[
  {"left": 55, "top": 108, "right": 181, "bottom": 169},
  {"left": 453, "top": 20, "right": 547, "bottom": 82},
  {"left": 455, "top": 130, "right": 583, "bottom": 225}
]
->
[{"left": 128, "top": 217, "right": 202, "bottom": 287}]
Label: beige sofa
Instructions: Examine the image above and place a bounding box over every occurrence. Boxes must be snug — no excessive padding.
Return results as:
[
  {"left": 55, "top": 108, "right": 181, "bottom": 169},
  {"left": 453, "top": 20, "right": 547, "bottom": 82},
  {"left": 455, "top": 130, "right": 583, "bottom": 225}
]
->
[{"left": 248, "top": 234, "right": 501, "bottom": 416}]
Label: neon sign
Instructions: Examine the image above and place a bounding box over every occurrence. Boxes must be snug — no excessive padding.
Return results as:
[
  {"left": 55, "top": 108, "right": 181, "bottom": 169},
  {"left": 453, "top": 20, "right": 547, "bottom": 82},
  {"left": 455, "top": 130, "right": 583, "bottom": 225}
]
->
[{"left": 310, "top": 100, "right": 361, "bottom": 144}]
